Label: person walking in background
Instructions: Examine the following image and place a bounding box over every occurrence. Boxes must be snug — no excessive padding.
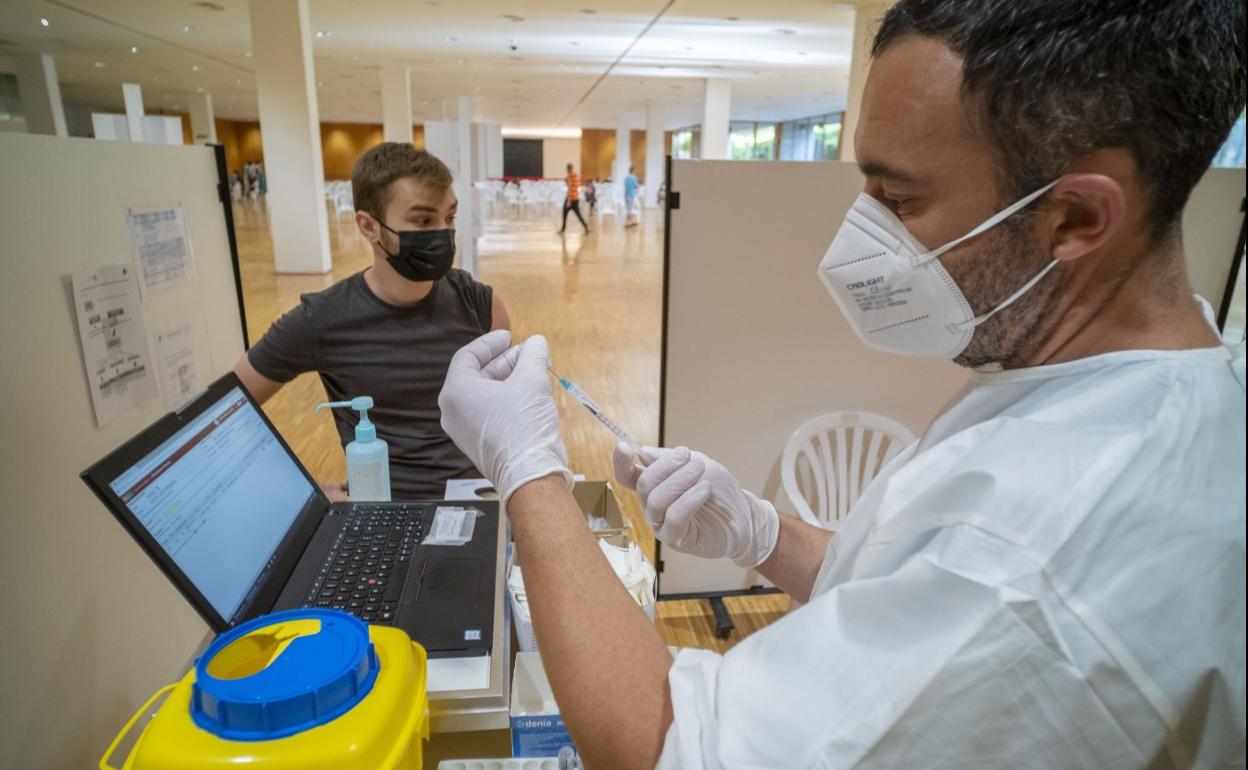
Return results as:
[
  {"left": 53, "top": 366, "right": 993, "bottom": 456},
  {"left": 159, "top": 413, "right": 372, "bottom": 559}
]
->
[
  {"left": 584, "top": 179, "right": 598, "bottom": 216},
  {"left": 624, "top": 166, "right": 640, "bottom": 228},
  {"left": 559, "top": 163, "right": 589, "bottom": 235}
]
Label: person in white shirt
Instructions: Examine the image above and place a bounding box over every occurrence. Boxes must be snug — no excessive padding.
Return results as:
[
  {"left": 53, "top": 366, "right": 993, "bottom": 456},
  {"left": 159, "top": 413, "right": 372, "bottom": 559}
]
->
[{"left": 436, "top": 0, "right": 1246, "bottom": 767}]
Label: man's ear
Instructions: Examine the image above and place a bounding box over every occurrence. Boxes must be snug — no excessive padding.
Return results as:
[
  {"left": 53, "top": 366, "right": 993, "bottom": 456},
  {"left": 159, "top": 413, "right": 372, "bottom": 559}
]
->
[
  {"left": 1044, "top": 172, "right": 1126, "bottom": 263},
  {"left": 355, "top": 211, "right": 381, "bottom": 244}
]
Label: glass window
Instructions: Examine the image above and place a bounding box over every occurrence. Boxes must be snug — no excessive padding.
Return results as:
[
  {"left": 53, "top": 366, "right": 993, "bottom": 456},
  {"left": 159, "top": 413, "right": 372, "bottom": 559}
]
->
[
  {"left": 672, "top": 127, "right": 698, "bottom": 160},
  {"left": 0, "top": 74, "right": 23, "bottom": 122},
  {"left": 1212, "top": 110, "right": 1246, "bottom": 168},
  {"left": 777, "top": 113, "right": 843, "bottom": 162},
  {"left": 729, "top": 121, "right": 777, "bottom": 160}
]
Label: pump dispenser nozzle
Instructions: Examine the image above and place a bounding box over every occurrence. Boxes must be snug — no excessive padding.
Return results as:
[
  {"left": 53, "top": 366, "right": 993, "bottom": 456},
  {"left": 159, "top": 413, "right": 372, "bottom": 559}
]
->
[{"left": 316, "top": 397, "right": 377, "bottom": 443}]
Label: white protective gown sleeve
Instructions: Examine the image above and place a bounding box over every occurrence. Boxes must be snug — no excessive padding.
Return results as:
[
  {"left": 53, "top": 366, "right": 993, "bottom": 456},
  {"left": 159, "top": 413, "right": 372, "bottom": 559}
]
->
[{"left": 657, "top": 345, "right": 1246, "bottom": 770}]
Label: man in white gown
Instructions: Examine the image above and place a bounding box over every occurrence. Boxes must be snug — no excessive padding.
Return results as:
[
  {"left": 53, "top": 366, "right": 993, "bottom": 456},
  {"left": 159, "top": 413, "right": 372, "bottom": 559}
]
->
[{"left": 436, "top": 0, "right": 1247, "bottom": 766}]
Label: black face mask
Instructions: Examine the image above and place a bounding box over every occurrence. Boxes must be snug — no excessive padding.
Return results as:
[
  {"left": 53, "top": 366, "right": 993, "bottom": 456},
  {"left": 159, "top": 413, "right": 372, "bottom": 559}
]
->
[{"left": 376, "top": 220, "right": 456, "bottom": 282}]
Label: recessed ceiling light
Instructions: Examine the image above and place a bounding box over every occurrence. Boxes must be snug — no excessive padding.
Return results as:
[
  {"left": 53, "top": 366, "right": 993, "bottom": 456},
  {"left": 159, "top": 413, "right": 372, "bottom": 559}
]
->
[
  {"left": 235, "top": 79, "right": 242, "bottom": 85},
  {"left": 244, "top": 51, "right": 253, "bottom": 58},
  {"left": 192, "top": 64, "right": 200, "bottom": 71},
  {"left": 94, "top": 61, "right": 105, "bottom": 68},
  {"left": 315, "top": 30, "right": 330, "bottom": 38},
  {"left": 317, "top": 81, "right": 323, "bottom": 87},
  {"left": 183, "top": 25, "right": 193, "bottom": 32},
  {"left": 40, "top": 17, "right": 50, "bottom": 27},
  {"left": 130, "top": 45, "right": 140, "bottom": 54},
  {"left": 352, "top": 54, "right": 359, "bottom": 60}
]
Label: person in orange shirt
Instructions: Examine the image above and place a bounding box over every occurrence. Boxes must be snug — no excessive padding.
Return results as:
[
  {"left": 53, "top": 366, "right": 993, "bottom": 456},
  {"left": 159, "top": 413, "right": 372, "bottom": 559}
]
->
[{"left": 558, "top": 163, "right": 590, "bottom": 235}]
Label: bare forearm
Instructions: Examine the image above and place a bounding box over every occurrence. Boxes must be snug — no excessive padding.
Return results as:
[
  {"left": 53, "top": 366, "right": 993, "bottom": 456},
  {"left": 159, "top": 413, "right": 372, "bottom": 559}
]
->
[
  {"left": 754, "top": 514, "right": 835, "bottom": 602},
  {"left": 508, "top": 476, "right": 674, "bottom": 770}
]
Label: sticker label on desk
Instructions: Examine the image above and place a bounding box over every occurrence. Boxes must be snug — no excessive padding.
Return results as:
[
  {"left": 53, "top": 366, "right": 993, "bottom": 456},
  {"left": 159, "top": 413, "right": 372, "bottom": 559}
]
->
[{"left": 424, "top": 506, "right": 479, "bottom": 546}]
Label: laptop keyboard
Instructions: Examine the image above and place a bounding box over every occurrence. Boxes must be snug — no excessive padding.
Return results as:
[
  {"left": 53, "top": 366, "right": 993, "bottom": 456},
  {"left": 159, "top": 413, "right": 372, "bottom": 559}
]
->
[{"left": 302, "top": 504, "right": 426, "bottom": 624}]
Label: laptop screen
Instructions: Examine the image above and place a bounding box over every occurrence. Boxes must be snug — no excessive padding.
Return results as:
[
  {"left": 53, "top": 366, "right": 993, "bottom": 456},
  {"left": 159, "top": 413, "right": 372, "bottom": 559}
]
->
[{"left": 107, "top": 386, "right": 316, "bottom": 623}]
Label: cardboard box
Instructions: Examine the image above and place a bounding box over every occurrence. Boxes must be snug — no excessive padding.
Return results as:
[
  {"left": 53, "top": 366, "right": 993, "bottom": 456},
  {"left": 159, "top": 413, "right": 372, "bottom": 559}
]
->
[
  {"left": 571, "top": 480, "right": 631, "bottom": 541},
  {"left": 507, "top": 480, "right": 655, "bottom": 652},
  {"left": 510, "top": 652, "right": 575, "bottom": 758}
]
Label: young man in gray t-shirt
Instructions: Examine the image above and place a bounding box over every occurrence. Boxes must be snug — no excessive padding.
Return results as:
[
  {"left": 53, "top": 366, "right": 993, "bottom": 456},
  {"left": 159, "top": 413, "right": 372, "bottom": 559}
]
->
[{"left": 233, "top": 144, "right": 509, "bottom": 499}]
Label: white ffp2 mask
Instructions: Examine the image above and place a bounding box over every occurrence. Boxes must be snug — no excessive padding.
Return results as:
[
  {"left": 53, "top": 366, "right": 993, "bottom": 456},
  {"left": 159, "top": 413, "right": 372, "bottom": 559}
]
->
[{"left": 818, "top": 181, "right": 1059, "bottom": 359}]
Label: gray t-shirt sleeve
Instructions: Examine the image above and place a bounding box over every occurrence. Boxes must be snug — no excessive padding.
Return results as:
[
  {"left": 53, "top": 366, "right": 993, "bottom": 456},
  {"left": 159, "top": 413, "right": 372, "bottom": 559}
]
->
[
  {"left": 447, "top": 268, "right": 494, "bottom": 331},
  {"left": 246, "top": 298, "right": 320, "bottom": 383}
]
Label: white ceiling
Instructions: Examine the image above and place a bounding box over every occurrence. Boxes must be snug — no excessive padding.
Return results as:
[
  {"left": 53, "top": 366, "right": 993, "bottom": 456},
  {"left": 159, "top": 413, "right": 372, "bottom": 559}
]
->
[{"left": 0, "top": 0, "right": 856, "bottom": 130}]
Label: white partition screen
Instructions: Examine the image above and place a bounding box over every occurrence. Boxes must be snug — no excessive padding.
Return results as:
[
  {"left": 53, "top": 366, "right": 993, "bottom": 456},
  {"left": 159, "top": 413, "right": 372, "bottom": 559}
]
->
[
  {"left": 659, "top": 159, "right": 968, "bottom": 596},
  {"left": 658, "top": 159, "right": 1245, "bottom": 598},
  {"left": 0, "top": 133, "right": 245, "bottom": 769}
]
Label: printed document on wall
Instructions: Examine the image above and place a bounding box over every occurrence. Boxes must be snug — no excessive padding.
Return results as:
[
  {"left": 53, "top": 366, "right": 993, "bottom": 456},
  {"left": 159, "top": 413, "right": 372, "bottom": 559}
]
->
[
  {"left": 127, "top": 203, "right": 193, "bottom": 298},
  {"left": 71, "top": 264, "right": 159, "bottom": 427},
  {"left": 157, "top": 320, "right": 202, "bottom": 410}
]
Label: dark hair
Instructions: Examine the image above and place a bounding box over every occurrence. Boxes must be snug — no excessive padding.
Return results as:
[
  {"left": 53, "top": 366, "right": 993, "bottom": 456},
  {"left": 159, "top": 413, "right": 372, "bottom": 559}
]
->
[
  {"left": 873, "top": 0, "right": 1245, "bottom": 240},
  {"left": 352, "top": 143, "right": 453, "bottom": 219}
]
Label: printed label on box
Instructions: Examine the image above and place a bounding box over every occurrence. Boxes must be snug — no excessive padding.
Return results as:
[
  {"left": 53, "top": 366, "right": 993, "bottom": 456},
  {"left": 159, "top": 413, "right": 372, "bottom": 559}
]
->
[{"left": 511, "top": 714, "right": 575, "bottom": 758}]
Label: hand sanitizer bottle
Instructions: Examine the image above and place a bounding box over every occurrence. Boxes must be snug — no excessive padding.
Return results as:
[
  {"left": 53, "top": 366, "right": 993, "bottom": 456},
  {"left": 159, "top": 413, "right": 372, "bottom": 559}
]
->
[{"left": 314, "top": 396, "right": 391, "bottom": 501}]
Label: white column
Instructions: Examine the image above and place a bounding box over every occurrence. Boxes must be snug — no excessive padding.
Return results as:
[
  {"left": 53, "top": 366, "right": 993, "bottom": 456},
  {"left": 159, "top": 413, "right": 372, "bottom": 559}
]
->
[
  {"left": 644, "top": 104, "right": 665, "bottom": 208},
  {"left": 121, "top": 83, "right": 145, "bottom": 143},
  {"left": 455, "top": 95, "right": 477, "bottom": 275},
  {"left": 840, "top": 2, "right": 889, "bottom": 163},
  {"left": 380, "top": 65, "right": 412, "bottom": 144},
  {"left": 188, "top": 91, "right": 216, "bottom": 144},
  {"left": 470, "top": 96, "right": 486, "bottom": 122},
  {"left": 13, "top": 53, "right": 66, "bottom": 136},
  {"left": 248, "top": 0, "right": 331, "bottom": 274},
  {"left": 700, "top": 79, "right": 730, "bottom": 160},
  {"left": 614, "top": 118, "right": 631, "bottom": 195}
]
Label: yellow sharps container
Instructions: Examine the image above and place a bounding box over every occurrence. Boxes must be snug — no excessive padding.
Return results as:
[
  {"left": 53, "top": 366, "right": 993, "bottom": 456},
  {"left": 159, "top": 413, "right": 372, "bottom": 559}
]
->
[{"left": 100, "top": 609, "right": 429, "bottom": 770}]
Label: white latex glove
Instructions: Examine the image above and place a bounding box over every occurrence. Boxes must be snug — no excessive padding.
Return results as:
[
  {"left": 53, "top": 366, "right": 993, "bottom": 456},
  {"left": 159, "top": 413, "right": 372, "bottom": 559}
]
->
[
  {"left": 613, "top": 443, "right": 779, "bottom": 569},
  {"left": 438, "top": 330, "right": 573, "bottom": 509}
]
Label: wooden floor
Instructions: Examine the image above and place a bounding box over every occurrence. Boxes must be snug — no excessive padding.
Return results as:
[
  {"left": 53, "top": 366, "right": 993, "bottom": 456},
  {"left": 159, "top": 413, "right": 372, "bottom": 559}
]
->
[{"left": 232, "top": 198, "right": 789, "bottom": 653}]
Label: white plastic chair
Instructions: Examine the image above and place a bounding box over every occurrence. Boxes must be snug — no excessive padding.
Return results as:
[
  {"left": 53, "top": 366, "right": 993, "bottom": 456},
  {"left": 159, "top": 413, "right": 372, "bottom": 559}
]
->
[{"left": 781, "top": 411, "right": 916, "bottom": 530}]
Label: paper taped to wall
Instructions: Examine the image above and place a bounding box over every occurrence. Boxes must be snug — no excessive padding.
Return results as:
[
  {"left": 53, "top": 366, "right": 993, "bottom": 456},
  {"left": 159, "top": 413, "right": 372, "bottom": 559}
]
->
[
  {"left": 71, "top": 264, "right": 159, "bottom": 427},
  {"left": 127, "top": 203, "right": 193, "bottom": 298},
  {"left": 157, "top": 321, "right": 202, "bottom": 410}
]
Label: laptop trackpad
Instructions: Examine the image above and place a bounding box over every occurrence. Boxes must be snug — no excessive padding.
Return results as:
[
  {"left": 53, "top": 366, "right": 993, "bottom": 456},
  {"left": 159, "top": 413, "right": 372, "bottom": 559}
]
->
[{"left": 412, "top": 558, "right": 480, "bottom": 607}]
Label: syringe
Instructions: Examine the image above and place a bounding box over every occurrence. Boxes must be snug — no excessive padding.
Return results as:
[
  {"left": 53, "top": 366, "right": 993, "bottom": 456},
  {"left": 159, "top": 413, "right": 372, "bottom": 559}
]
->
[{"left": 549, "top": 368, "right": 641, "bottom": 454}]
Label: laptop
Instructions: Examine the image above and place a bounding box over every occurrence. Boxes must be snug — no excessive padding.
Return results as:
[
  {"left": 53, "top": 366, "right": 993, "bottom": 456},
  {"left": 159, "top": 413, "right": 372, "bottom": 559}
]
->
[{"left": 80, "top": 371, "right": 497, "bottom": 658}]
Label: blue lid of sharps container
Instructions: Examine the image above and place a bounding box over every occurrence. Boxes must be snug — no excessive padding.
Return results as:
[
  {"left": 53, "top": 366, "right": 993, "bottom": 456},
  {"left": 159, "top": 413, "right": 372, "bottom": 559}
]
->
[{"left": 190, "top": 608, "right": 379, "bottom": 741}]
